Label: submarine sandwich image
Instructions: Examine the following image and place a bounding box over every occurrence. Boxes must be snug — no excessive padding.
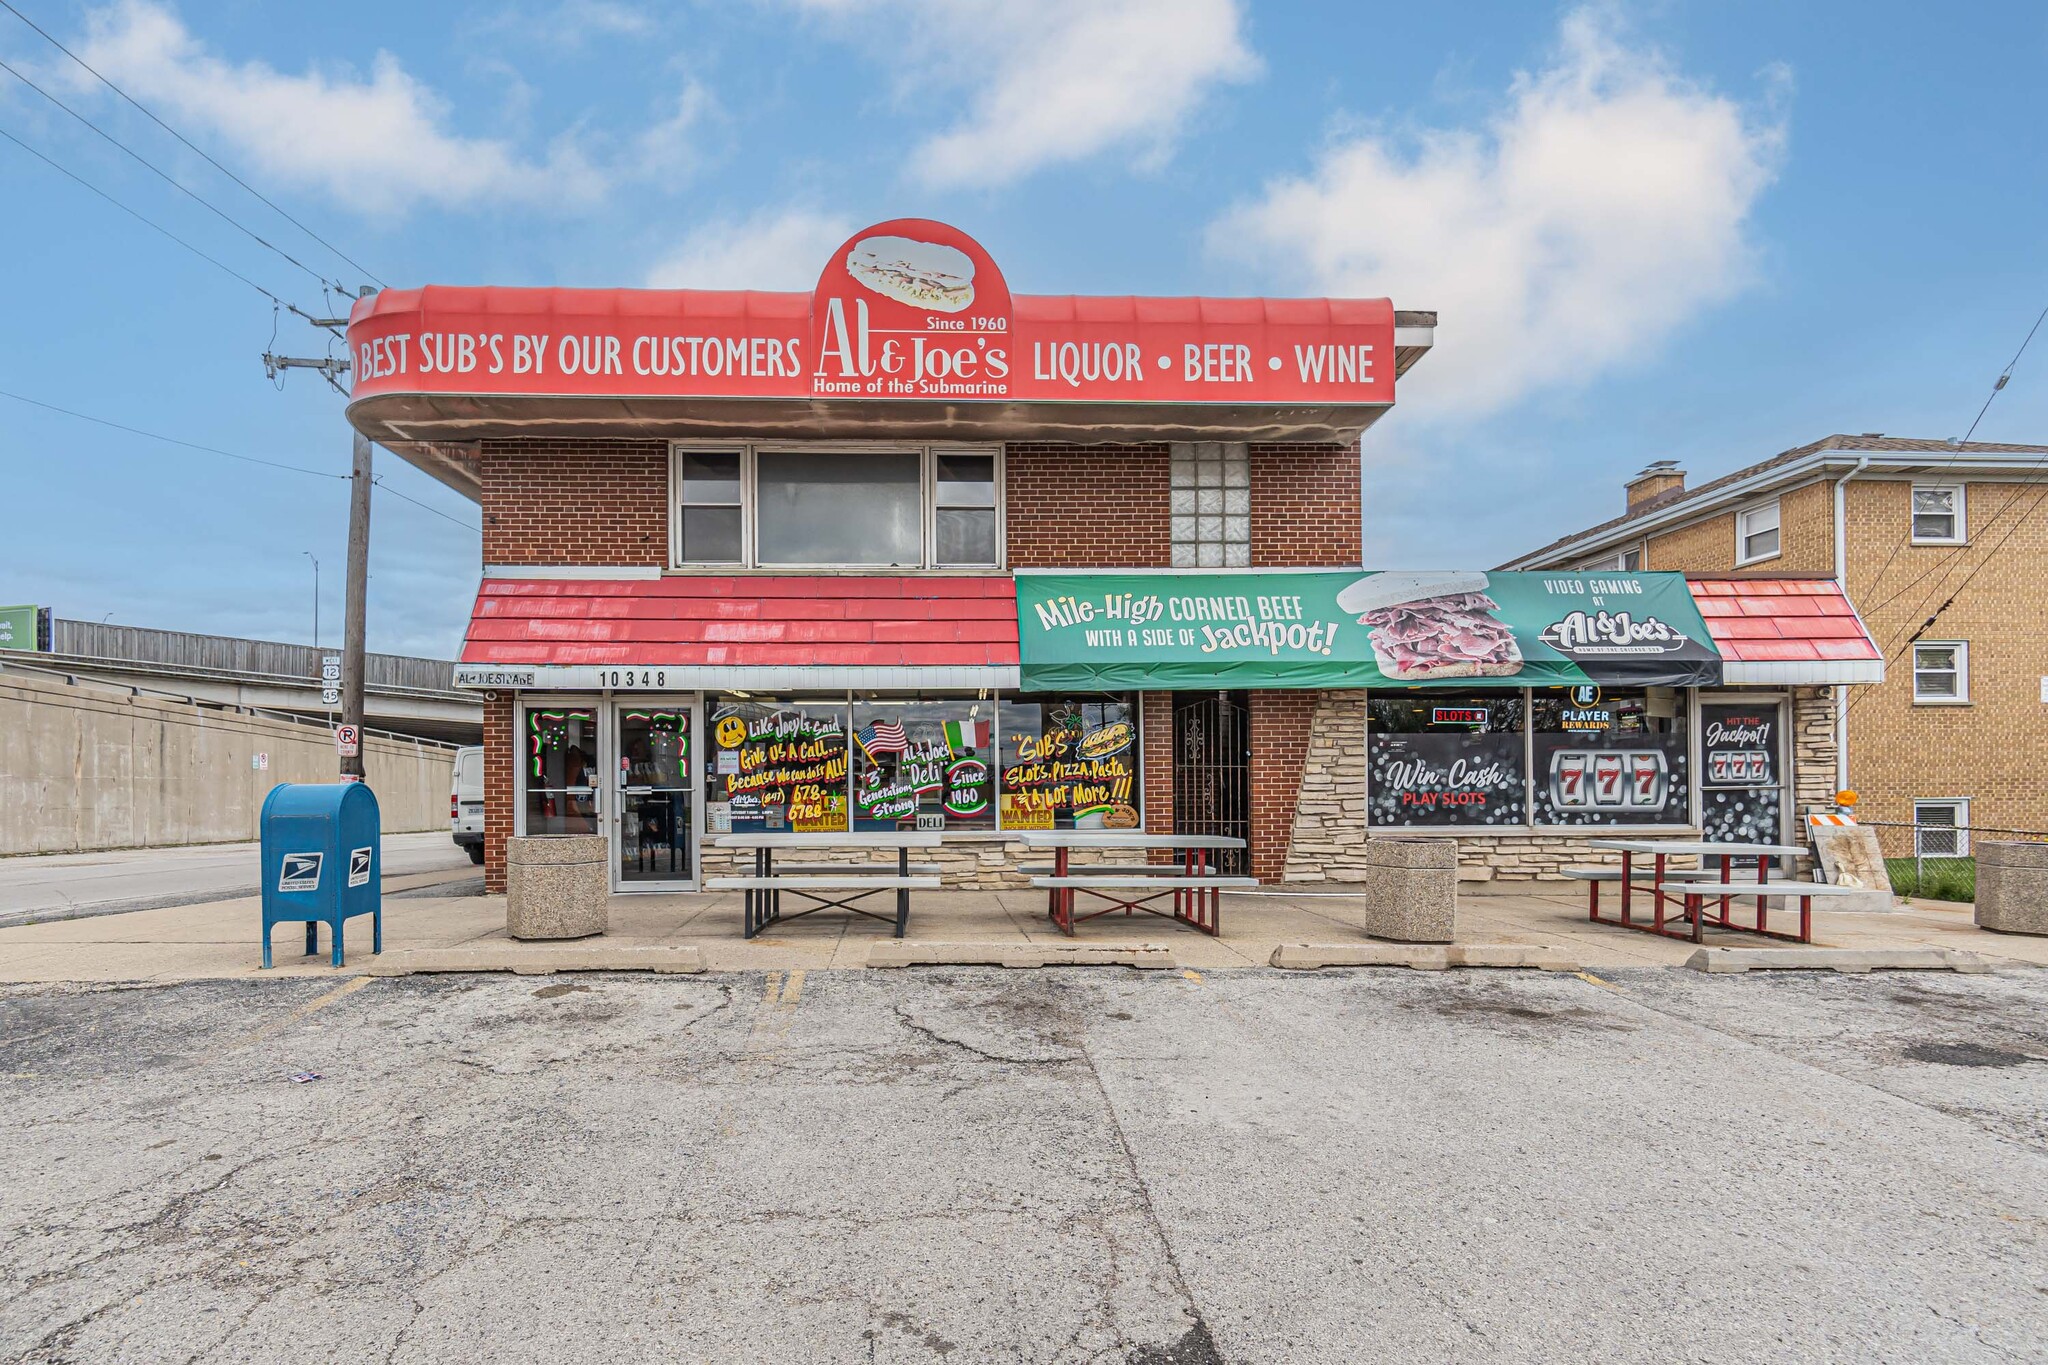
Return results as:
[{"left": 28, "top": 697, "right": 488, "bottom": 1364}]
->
[
  {"left": 1336, "top": 570, "right": 1524, "bottom": 681},
  {"left": 845, "top": 235, "right": 975, "bottom": 313}
]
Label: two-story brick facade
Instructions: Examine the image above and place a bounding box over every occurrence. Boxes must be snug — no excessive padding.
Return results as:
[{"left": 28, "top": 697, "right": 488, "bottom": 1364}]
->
[
  {"left": 1503, "top": 434, "right": 2048, "bottom": 854},
  {"left": 346, "top": 219, "right": 1884, "bottom": 893}
]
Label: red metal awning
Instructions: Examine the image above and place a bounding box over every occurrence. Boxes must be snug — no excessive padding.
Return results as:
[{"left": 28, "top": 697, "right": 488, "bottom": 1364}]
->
[
  {"left": 1688, "top": 578, "right": 1884, "bottom": 685},
  {"left": 455, "top": 575, "right": 1020, "bottom": 691}
]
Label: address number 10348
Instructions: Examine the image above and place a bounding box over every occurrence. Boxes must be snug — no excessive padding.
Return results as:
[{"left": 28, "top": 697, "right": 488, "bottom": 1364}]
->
[{"left": 598, "top": 669, "right": 670, "bottom": 689}]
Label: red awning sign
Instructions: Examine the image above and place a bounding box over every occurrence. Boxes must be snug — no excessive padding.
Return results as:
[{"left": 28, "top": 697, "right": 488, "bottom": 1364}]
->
[{"left": 348, "top": 217, "right": 1395, "bottom": 409}]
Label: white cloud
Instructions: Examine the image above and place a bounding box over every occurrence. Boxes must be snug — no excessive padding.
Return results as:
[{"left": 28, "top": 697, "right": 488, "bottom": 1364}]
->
[
  {"left": 1212, "top": 9, "right": 1784, "bottom": 414},
  {"left": 784, "top": 0, "right": 1259, "bottom": 188},
  {"left": 645, "top": 208, "right": 856, "bottom": 290},
  {"left": 58, "top": 1, "right": 710, "bottom": 214}
]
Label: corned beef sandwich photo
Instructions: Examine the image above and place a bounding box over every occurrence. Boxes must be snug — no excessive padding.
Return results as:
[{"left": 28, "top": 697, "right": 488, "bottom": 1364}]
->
[{"left": 1336, "top": 571, "right": 1525, "bottom": 681}]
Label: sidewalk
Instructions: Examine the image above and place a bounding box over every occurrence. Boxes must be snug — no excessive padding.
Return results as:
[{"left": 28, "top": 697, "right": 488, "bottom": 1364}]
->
[{"left": 1, "top": 879, "right": 2042, "bottom": 982}]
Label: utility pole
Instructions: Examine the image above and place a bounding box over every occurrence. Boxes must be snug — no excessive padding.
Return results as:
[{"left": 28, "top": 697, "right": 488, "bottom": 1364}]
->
[
  {"left": 266, "top": 288, "right": 372, "bottom": 780},
  {"left": 340, "top": 422, "right": 371, "bottom": 780}
]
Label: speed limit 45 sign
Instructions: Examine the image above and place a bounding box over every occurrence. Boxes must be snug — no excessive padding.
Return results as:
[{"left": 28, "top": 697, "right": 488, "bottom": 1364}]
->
[{"left": 334, "top": 724, "right": 360, "bottom": 757}]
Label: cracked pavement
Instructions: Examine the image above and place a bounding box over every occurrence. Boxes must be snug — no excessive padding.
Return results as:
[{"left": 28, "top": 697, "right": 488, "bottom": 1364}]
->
[{"left": 3, "top": 966, "right": 2046, "bottom": 1362}]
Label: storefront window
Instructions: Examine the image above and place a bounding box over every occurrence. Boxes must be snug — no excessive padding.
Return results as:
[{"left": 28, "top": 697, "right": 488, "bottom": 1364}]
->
[
  {"left": 851, "top": 697, "right": 997, "bottom": 831},
  {"left": 524, "top": 706, "right": 600, "bottom": 835},
  {"left": 997, "top": 696, "right": 1139, "bottom": 830},
  {"left": 704, "top": 697, "right": 850, "bottom": 833},
  {"left": 1528, "top": 686, "right": 1689, "bottom": 826},
  {"left": 1366, "top": 692, "right": 1527, "bottom": 827}
]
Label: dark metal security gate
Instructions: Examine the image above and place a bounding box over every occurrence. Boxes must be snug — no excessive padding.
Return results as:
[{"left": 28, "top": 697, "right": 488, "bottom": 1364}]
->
[{"left": 1174, "top": 691, "right": 1251, "bottom": 875}]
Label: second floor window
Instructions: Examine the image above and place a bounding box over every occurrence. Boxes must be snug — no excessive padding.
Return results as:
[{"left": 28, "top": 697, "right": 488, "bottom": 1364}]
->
[
  {"left": 1911, "top": 484, "right": 1964, "bottom": 543},
  {"left": 1582, "top": 545, "right": 1644, "bottom": 571},
  {"left": 1912, "top": 641, "right": 1968, "bottom": 703},
  {"left": 1735, "top": 500, "right": 1780, "bottom": 564},
  {"left": 673, "top": 444, "right": 1001, "bottom": 570}
]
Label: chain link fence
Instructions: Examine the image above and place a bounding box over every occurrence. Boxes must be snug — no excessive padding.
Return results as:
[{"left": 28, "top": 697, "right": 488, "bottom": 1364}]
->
[{"left": 1856, "top": 820, "right": 2048, "bottom": 902}]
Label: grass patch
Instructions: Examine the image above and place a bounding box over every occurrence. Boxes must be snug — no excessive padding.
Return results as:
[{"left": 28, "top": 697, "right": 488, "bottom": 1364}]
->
[{"left": 1885, "top": 856, "right": 1975, "bottom": 902}]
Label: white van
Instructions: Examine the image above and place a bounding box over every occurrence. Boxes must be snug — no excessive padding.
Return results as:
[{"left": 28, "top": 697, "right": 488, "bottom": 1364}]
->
[{"left": 451, "top": 746, "right": 485, "bottom": 863}]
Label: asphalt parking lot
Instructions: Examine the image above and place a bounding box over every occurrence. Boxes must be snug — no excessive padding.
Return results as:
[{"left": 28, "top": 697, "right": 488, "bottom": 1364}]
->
[{"left": 3, "top": 966, "right": 2045, "bottom": 1363}]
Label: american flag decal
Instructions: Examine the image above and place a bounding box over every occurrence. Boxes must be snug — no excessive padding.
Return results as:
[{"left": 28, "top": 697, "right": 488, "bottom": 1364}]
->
[{"left": 858, "top": 720, "right": 909, "bottom": 756}]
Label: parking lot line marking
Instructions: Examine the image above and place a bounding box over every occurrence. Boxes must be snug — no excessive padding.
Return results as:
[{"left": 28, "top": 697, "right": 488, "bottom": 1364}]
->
[
  {"left": 196, "top": 974, "right": 375, "bottom": 1064},
  {"left": 763, "top": 971, "right": 783, "bottom": 1004},
  {"left": 782, "top": 970, "right": 805, "bottom": 1004},
  {"left": 1575, "top": 971, "right": 1620, "bottom": 990},
  {"left": 1182, "top": 970, "right": 1203, "bottom": 984}
]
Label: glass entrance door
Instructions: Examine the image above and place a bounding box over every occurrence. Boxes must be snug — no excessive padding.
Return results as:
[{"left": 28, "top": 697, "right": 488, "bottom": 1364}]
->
[
  {"left": 614, "top": 704, "right": 695, "bottom": 887},
  {"left": 1699, "top": 698, "right": 1788, "bottom": 847}
]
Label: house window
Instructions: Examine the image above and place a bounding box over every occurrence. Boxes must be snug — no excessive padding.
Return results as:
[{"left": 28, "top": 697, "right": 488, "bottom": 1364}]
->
[
  {"left": 1582, "top": 546, "right": 1644, "bottom": 571},
  {"left": 1735, "top": 500, "right": 1781, "bottom": 564},
  {"left": 1170, "top": 442, "right": 1250, "bottom": 568},
  {"left": 1912, "top": 642, "right": 1968, "bottom": 703},
  {"left": 1912, "top": 799, "right": 1969, "bottom": 857},
  {"left": 672, "top": 444, "right": 1002, "bottom": 569},
  {"left": 1911, "top": 484, "right": 1964, "bottom": 544}
]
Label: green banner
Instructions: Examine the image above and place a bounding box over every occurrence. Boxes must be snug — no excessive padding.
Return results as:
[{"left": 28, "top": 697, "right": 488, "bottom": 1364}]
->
[
  {"left": 1015, "top": 571, "right": 1722, "bottom": 691},
  {"left": 0, "top": 605, "right": 42, "bottom": 652}
]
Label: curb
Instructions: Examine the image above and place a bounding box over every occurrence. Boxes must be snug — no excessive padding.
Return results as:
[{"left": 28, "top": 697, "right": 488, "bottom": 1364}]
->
[
  {"left": 866, "top": 942, "right": 1176, "bottom": 970},
  {"left": 364, "top": 945, "right": 705, "bottom": 976},
  {"left": 1683, "top": 947, "right": 1997, "bottom": 974},
  {"left": 1269, "top": 943, "right": 1577, "bottom": 971}
]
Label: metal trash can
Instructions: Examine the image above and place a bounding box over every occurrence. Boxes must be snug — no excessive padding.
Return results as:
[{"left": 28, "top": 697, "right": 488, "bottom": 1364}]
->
[{"left": 260, "top": 782, "right": 383, "bottom": 968}]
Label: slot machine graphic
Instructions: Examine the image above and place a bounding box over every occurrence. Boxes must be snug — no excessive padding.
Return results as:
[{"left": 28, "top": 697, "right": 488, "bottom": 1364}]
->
[{"left": 1547, "top": 749, "right": 1669, "bottom": 812}]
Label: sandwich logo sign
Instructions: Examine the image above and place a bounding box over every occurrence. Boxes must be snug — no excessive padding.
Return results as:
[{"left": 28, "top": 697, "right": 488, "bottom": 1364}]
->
[
  {"left": 1015, "top": 571, "right": 1722, "bottom": 691},
  {"left": 811, "top": 218, "right": 1015, "bottom": 401}
]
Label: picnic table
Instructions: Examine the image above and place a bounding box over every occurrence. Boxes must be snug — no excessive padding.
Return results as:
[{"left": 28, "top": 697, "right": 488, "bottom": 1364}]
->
[
  {"left": 1018, "top": 831, "right": 1252, "bottom": 937},
  {"left": 708, "top": 832, "right": 941, "bottom": 940},
  {"left": 1576, "top": 838, "right": 1842, "bottom": 944}
]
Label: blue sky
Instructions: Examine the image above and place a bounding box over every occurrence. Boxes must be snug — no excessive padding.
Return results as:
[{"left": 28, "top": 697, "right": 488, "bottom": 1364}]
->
[{"left": 3, "top": 0, "right": 2045, "bottom": 657}]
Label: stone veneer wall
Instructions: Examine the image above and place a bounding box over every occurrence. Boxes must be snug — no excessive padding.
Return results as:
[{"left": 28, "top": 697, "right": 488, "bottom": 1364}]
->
[{"left": 1283, "top": 687, "right": 1840, "bottom": 883}]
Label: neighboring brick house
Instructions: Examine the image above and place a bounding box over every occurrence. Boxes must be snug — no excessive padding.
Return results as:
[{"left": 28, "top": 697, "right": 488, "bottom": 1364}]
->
[{"left": 1501, "top": 434, "right": 2048, "bottom": 854}]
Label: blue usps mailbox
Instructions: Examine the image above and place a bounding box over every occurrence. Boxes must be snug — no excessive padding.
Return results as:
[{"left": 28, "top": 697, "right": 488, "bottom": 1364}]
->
[{"left": 260, "top": 782, "right": 382, "bottom": 968}]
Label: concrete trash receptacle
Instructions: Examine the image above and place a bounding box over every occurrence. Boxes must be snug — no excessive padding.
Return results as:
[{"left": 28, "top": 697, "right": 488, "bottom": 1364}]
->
[
  {"left": 507, "top": 835, "right": 609, "bottom": 940},
  {"left": 1974, "top": 840, "right": 2048, "bottom": 936},
  {"left": 1362, "top": 837, "right": 1458, "bottom": 943}
]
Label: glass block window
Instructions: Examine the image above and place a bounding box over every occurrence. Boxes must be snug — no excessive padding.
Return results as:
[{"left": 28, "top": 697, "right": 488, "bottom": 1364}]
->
[{"left": 1170, "top": 442, "right": 1250, "bottom": 568}]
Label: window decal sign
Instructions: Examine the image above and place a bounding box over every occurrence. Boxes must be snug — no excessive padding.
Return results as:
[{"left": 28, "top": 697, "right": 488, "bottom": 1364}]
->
[
  {"left": 347, "top": 218, "right": 1395, "bottom": 408},
  {"left": 1017, "top": 571, "right": 1722, "bottom": 691}
]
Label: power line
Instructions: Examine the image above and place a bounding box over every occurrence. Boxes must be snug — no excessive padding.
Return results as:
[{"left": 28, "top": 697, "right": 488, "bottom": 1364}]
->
[
  {"left": 371, "top": 475, "right": 481, "bottom": 532},
  {"left": 0, "top": 0, "right": 385, "bottom": 289},
  {"left": 0, "top": 388, "right": 483, "bottom": 533},
  {"left": 0, "top": 121, "right": 303, "bottom": 311},
  {"left": 0, "top": 55, "right": 352, "bottom": 301},
  {"left": 0, "top": 387, "right": 340, "bottom": 478},
  {"left": 1963, "top": 299, "right": 2048, "bottom": 444}
]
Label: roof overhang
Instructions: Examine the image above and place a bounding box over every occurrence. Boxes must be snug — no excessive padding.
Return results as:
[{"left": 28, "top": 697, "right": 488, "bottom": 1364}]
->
[{"left": 1719, "top": 659, "right": 1884, "bottom": 685}]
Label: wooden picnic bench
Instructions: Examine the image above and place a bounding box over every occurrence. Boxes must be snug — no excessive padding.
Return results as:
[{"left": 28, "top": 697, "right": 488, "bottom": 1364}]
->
[
  {"left": 1018, "top": 832, "right": 1251, "bottom": 937},
  {"left": 710, "top": 832, "right": 941, "bottom": 940}
]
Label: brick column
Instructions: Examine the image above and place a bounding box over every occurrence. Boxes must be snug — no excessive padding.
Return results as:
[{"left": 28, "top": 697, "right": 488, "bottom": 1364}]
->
[
  {"left": 483, "top": 692, "right": 515, "bottom": 893},
  {"left": 1141, "top": 691, "right": 1175, "bottom": 863},
  {"left": 1248, "top": 691, "right": 1318, "bottom": 883}
]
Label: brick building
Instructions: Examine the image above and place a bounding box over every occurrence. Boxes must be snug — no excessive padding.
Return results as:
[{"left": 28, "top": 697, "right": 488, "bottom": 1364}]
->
[
  {"left": 1503, "top": 434, "right": 2048, "bottom": 855},
  {"left": 345, "top": 218, "right": 1884, "bottom": 893}
]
